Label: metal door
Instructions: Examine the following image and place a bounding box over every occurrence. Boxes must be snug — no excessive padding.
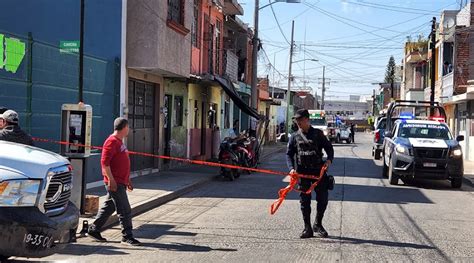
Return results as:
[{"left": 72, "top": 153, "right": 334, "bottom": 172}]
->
[{"left": 128, "top": 79, "right": 155, "bottom": 171}]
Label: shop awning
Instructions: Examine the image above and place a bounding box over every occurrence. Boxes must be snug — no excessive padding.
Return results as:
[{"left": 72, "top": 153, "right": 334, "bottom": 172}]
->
[{"left": 215, "top": 76, "right": 261, "bottom": 120}]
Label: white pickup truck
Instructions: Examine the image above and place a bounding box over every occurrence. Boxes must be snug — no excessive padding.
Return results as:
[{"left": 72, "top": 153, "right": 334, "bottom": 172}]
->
[{"left": 0, "top": 141, "right": 79, "bottom": 260}]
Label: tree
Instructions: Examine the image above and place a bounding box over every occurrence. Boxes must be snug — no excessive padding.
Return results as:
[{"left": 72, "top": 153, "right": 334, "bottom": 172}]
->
[
  {"left": 384, "top": 56, "right": 396, "bottom": 84},
  {"left": 384, "top": 56, "right": 396, "bottom": 99}
]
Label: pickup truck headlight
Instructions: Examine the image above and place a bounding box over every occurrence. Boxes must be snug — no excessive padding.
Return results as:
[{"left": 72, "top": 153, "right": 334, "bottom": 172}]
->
[
  {"left": 323, "top": 130, "right": 328, "bottom": 136},
  {"left": 451, "top": 148, "right": 462, "bottom": 157},
  {"left": 396, "top": 145, "right": 410, "bottom": 155},
  {"left": 0, "top": 180, "right": 41, "bottom": 207}
]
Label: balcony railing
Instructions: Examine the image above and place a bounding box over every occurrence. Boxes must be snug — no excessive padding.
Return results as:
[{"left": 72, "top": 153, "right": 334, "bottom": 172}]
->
[{"left": 442, "top": 72, "right": 454, "bottom": 98}]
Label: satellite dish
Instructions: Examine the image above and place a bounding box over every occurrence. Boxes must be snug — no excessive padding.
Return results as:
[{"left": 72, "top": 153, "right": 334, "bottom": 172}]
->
[{"left": 443, "top": 17, "right": 455, "bottom": 29}]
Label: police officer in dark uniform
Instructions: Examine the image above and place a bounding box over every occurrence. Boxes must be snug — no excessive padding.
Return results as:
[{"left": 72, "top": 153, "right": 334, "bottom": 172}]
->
[{"left": 286, "top": 109, "right": 334, "bottom": 239}]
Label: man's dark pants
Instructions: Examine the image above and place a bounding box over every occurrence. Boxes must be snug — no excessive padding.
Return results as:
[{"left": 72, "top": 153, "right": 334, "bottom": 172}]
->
[
  {"left": 91, "top": 184, "right": 133, "bottom": 238},
  {"left": 299, "top": 175, "right": 329, "bottom": 227}
]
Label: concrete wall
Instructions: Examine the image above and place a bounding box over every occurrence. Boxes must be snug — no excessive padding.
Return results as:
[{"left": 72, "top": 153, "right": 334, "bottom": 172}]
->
[{"left": 127, "top": 0, "right": 192, "bottom": 77}]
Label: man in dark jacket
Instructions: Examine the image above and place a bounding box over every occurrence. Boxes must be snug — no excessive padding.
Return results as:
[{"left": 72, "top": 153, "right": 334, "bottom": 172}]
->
[
  {"left": 0, "top": 110, "right": 34, "bottom": 146},
  {"left": 287, "top": 109, "right": 334, "bottom": 239},
  {"left": 350, "top": 123, "right": 355, "bottom": 143}
]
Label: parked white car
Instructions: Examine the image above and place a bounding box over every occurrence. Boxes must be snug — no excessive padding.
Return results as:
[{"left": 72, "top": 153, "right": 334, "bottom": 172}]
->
[{"left": 0, "top": 141, "right": 79, "bottom": 260}]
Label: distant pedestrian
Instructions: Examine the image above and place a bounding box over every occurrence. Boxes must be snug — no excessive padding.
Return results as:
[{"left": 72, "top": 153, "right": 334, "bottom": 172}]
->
[
  {"left": 88, "top": 117, "right": 141, "bottom": 246},
  {"left": 350, "top": 123, "right": 355, "bottom": 143},
  {"left": 0, "top": 110, "right": 34, "bottom": 146}
]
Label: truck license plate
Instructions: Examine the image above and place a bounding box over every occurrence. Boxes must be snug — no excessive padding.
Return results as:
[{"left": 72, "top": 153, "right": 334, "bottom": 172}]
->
[
  {"left": 423, "top": 163, "right": 437, "bottom": 168},
  {"left": 24, "top": 233, "right": 54, "bottom": 249}
]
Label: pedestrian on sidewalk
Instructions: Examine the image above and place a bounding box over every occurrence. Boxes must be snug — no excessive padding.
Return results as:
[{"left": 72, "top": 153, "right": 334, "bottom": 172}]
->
[
  {"left": 0, "top": 109, "right": 34, "bottom": 146},
  {"left": 88, "top": 117, "right": 141, "bottom": 246},
  {"left": 287, "top": 109, "right": 334, "bottom": 239}
]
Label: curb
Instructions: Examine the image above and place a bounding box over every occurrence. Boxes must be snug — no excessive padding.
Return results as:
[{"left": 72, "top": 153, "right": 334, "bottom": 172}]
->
[{"left": 99, "top": 176, "right": 214, "bottom": 230}]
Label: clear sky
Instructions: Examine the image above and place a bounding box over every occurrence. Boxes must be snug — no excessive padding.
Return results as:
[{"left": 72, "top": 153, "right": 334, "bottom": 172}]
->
[{"left": 239, "top": 0, "right": 462, "bottom": 100}]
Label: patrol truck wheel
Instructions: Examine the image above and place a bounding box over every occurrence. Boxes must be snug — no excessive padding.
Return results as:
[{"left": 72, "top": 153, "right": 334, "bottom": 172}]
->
[
  {"left": 388, "top": 161, "right": 399, "bottom": 185},
  {"left": 451, "top": 177, "right": 462, "bottom": 188}
]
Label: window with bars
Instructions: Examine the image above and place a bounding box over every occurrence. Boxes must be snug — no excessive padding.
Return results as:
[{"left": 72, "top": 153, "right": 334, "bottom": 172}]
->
[
  {"left": 168, "top": 0, "right": 184, "bottom": 25},
  {"left": 192, "top": 0, "right": 200, "bottom": 48}
]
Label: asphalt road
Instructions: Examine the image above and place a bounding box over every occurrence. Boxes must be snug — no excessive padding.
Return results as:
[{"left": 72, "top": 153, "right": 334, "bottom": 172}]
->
[{"left": 15, "top": 133, "right": 474, "bottom": 262}]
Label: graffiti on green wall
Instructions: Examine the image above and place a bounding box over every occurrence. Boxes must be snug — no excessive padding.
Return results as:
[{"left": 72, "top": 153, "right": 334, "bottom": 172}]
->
[{"left": 0, "top": 34, "right": 26, "bottom": 73}]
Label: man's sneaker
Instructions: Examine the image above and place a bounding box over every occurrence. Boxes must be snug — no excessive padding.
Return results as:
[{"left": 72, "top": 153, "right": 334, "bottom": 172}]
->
[
  {"left": 121, "top": 237, "right": 141, "bottom": 246},
  {"left": 87, "top": 230, "right": 107, "bottom": 242},
  {"left": 313, "top": 224, "right": 329, "bottom": 238},
  {"left": 300, "top": 227, "right": 314, "bottom": 239}
]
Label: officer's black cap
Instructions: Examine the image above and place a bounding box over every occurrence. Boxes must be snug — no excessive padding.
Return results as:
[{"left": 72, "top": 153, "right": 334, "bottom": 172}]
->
[{"left": 293, "top": 109, "right": 309, "bottom": 119}]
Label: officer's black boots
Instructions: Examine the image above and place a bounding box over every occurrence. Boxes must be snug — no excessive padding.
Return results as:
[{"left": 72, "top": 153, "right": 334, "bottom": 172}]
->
[
  {"left": 300, "top": 225, "right": 314, "bottom": 239},
  {"left": 300, "top": 215, "right": 314, "bottom": 238},
  {"left": 313, "top": 213, "right": 329, "bottom": 238},
  {"left": 313, "top": 224, "right": 329, "bottom": 238}
]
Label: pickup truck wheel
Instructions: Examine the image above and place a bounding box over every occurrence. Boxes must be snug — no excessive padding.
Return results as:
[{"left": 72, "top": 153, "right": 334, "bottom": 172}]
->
[
  {"left": 451, "top": 177, "right": 463, "bottom": 188},
  {"left": 388, "top": 160, "right": 399, "bottom": 185},
  {"left": 382, "top": 155, "right": 388, "bottom": 178}
]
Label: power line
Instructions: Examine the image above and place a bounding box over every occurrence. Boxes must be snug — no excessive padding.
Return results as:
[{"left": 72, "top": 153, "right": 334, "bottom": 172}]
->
[
  {"left": 344, "top": 0, "right": 445, "bottom": 15},
  {"left": 312, "top": 1, "right": 457, "bottom": 42},
  {"left": 269, "top": 0, "right": 291, "bottom": 45},
  {"left": 302, "top": 44, "right": 403, "bottom": 50},
  {"left": 304, "top": 2, "right": 402, "bottom": 43}
]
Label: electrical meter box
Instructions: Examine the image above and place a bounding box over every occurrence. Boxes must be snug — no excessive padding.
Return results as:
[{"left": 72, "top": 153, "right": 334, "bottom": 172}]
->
[{"left": 61, "top": 103, "right": 93, "bottom": 157}]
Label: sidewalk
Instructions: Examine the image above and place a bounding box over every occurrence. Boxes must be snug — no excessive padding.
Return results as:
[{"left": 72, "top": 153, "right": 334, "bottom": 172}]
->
[
  {"left": 463, "top": 160, "right": 474, "bottom": 187},
  {"left": 77, "top": 142, "right": 287, "bottom": 233}
]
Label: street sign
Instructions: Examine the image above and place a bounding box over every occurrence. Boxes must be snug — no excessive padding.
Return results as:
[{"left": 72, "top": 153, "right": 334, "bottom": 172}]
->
[{"left": 60, "top": 41, "right": 80, "bottom": 53}]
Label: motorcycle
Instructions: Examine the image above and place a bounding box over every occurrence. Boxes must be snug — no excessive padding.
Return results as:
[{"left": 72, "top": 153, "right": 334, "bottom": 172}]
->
[
  {"left": 218, "top": 137, "right": 241, "bottom": 181},
  {"left": 234, "top": 133, "right": 259, "bottom": 173}
]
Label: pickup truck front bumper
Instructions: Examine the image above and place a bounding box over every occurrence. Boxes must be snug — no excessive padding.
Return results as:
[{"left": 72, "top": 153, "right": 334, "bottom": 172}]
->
[
  {"left": 0, "top": 202, "right": 79, "bottom": 258},
  {"left": 392, "top": 152, "right": 463, "bottom": 180}
]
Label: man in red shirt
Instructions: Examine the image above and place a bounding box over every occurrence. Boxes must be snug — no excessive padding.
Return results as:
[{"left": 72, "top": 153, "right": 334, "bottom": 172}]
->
[{"left": 88, "top": 117, "right": 141, "bottom": 246}]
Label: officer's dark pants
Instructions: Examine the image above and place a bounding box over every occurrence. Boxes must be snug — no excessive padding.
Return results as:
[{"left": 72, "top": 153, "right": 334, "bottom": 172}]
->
[
  {"left": 91, "top": 184, "right": 133, "bottom": 238},
  {"left": 299, "top": 175, "right": 329, "bottom": 227}
]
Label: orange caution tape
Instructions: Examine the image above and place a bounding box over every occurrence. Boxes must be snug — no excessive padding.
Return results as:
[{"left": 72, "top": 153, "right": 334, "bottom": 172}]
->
[
  {"left": 269, "top": 164, "right": 328, "bottom": 215},
  {"left": 33, "top": 137, "right": 328, "bottom": 215}
]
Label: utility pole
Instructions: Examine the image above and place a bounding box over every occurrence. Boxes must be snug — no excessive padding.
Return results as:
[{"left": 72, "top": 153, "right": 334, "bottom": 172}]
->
[
  {"left": 321, "top": 66, "right": 326, "bottom": 110},
  {"left": 430, "top": 17, "right": 436, "bottom": 105},
  {"left": 251, "top": 0, "right": 259, "bottom": 111},
  {"left": 79, "top": 0, "right": 84, "bottom": 103},
  {"left": 372, "top": 89, "right": 376, "bottom": 116},
  {"left": 285, "top": 20, "right": 295, "bottom": 139},
  {"left": 390, "top": 78, "right": 394, "bottom": 99}
]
